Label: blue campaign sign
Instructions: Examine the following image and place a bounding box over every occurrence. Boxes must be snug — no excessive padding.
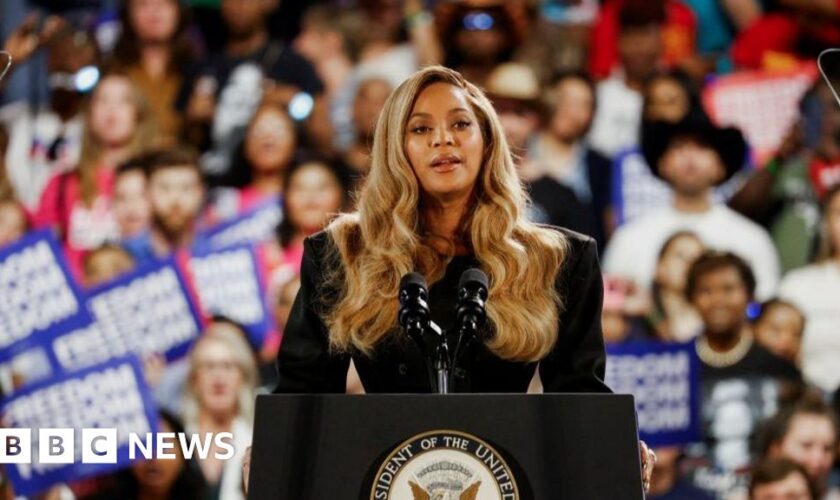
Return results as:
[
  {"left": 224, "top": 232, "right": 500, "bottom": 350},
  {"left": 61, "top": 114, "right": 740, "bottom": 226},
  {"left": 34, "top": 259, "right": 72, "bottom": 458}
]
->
[
  {"left": 199, "top": 197, "right": 282, "bottom": 249},
  {"left": 73, "top": 257, "right": 204, "bottom": 364},
  {"left": 606, "top": 341, "right": 702, "bottom": 447},
  {"left": 0, "top": 230, "right": 92, "bottom": 363},
  {"left": 189, "top": 244, "right": 272, "bottom": 348},
  {"left": 0, "top": 356, "right": 159, "bottom": 497}
]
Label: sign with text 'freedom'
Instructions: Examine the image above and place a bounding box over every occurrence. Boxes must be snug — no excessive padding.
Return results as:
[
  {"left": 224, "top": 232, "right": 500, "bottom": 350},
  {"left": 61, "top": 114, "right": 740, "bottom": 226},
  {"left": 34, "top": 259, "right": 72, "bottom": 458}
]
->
[
  {"left": 0, "top": 356, "right": 159, "bottom": 496},
  {"left": 189, "top": 244, "right": 272, "bottom": 348},
  {"left": 0, "top": 231, "right": 91, "bottom": 363},
  {"left": 78, "top": 257, "right": 205, "bottom": 363},
  {"left": 606, "top": 341, "right": 701, "bottom": 447}
]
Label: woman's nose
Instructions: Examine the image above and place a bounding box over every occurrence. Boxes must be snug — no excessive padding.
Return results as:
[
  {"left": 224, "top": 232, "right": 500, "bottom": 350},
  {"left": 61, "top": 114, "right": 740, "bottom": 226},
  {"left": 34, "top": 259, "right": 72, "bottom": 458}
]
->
[{"left": 432, "top": 126, "right": 454, "bottom": 147}]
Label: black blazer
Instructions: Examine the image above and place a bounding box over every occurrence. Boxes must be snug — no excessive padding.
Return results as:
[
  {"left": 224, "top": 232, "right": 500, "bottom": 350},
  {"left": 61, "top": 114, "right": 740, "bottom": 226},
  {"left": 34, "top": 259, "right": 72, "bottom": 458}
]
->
[{"left": 273, "top": 226, "right": 611, "bottom": 394}]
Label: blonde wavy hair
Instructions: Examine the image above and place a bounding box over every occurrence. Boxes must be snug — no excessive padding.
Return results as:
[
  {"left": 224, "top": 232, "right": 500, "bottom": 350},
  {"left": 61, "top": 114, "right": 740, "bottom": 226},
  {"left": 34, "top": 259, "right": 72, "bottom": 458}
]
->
[{"left": 323, "top": 66, "right": 570, "bottom": 362}]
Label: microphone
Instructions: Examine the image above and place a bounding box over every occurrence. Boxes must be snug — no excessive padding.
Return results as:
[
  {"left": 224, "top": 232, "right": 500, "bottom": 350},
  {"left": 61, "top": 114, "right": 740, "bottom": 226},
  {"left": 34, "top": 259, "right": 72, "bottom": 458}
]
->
[
  {"left": 398, "top": 272, "right": 451, "bottom": 393},
  {"left": 453, "top": 268, "right": 488, "bottom": 368},
  {"left": 398, "top": 272, "right": 430, "bottom": 347}
]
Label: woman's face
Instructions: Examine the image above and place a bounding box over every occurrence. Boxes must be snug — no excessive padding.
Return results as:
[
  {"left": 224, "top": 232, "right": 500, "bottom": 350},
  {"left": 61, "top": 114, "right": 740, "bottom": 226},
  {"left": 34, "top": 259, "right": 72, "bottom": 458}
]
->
[
  {"left": 130, "top": 0, "right": 179, "bottom": 44},
  {"left": 778, "top": 414, "right": 837, "bottom": 485},
  {"left": 826, "top": 192, "right": 840, "bottom": 258},
  {"left": 655, "top": 235, "right": 704, "bottom": 292},
  {"left": 113, "top": 171, "right": 150, "bottom": 238},
  {"left": 90, "top": 76, "right": 138, "bottom": 148},
  {"left": 691, "top": 266, "right": 749, "bottom": 336},
  {"left": 550, "top": 78, "right": 595, "bottom": 142},
  {"left": 193, "top": 337, "right": 243, "bottom": 417},
  {"left": 645, "top": 78, "right": 690, "bottom": 123},
  {"left": 286, "top": 164, "right": 343, "bottom": 235},
  {"left": 131, "top": 418, "right": 183, "bottom": 495},
  {"left": 245, "top": 108, "right": 296, "bottom": 175},
  {"left": 404, "top": 82, "right": 484, "bottom": 204}
]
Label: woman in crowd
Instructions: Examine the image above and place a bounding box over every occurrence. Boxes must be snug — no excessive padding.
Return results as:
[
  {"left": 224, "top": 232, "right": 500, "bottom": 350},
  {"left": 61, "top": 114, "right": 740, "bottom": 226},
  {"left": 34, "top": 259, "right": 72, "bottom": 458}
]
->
[
  {"left": 261, "top": 159, "right": 349, "bottom": 373},
  {"left": 207, "top": 102, "right": 297, "bottom": 223},
  {"left": 273, "top": 159, "right": 348, "bottom": 274},
  {"left": 182, "top": 321, "right": 258, "bottom": 500},
  {"left": 749, "top": 458, "right": 817, "bottom": 500},
  {"left": 524, "top": 71, "right": 613, "bottom": 250},
  {"left": 112, "top": 0, "right": 195, "bottom": 144},
  {"left": 112, "top": 153, "right": 152, "bottom": 239},
  {"left": 91, "top": 411, "right": 207, "bottom": 500},
  {"left": 758, "top": 395, "right": 840, "bottom": 499},
  {"left": 34, "top": 72, "right": 156, "bottom": 277},
  {"left": 779, "top": 185, "right": 840, "bottom": 394},
  {"left": 649, "top": 230, "right": 705, "bottom": 341}
]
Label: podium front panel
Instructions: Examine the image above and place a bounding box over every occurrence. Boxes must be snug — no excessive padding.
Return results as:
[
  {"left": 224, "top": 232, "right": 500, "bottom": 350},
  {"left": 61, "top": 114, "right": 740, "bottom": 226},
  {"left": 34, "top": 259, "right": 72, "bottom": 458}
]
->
[{"left": 248, "top": 394, "right": 643, "bottom": 500}]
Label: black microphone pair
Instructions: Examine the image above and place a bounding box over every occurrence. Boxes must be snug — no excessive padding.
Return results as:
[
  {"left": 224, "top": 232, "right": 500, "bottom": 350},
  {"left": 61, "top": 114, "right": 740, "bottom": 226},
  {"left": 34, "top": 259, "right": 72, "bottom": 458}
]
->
[{"left": 398, "top": 268, "right": 489, "bottom": 393}]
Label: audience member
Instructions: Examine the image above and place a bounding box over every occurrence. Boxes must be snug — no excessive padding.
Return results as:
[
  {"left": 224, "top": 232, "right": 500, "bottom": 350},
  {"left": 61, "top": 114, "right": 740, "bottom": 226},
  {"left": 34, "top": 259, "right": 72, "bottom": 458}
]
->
[
  {"left": 779, "top": 185, "right": 840, "bottom": 393},
  {"left": 112, "top": 0, "right": 196, "bottom": 144},
  {"left": 82, "top": 243, "right": 136, "bottom": 288},
  {"left": 123, "top": 148, "right": 206, "bottom": 264},
  {"left": 483, "top": 63, "right": 594, "bottom": 240},
  {"left": 754, "top": 299, "right": 807, "bottom": 366},
  {"left": 113, "top": 153, "right": 151, "bottom": 239},
  {"left": 604, "top": 117, "right": 780, "bottom": 299},
  {"left": 758, "top": 395, "right": 839, "bottom": 499},
  {"left": 34, "top": 72, "right": 157, "bottom": 278},
  {"left": 526, "top": 70, "right": 613, "bottom": 249},
  {"left": 343, "top": 77, "right": 391, "bottom": 180},
  {"left": 89, "top": 411, "right": 208, "bottom": 500},
  {"left": 183, "top": 320, "right": 257, "bottom": 500},
  {"left": 686, "top": 252, "right": 800, "bottom": 493},
  {"left": 178, "top": 0, "right": 324, "bottom": 185},
  {"left": 649, "top": 231, "right": 705, "bottom": 341},
  {"left": 208, "top": 100, "right": 295, "bottom": 222},
  {"left": 1, "top": 21, "right": 97, "bottom": 208},
  {"left": 588, "top": 0, "right": 662, "bottom": 157},
  {"left": 750, "top": 458, "right": 816, "bottom": 500}
]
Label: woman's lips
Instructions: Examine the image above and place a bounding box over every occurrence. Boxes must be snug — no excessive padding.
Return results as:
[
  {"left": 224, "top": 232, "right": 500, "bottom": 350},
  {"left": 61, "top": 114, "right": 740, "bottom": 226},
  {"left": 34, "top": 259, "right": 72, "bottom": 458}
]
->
[{"left": 430, "top": 155, "right": 462, "bottom": 173}]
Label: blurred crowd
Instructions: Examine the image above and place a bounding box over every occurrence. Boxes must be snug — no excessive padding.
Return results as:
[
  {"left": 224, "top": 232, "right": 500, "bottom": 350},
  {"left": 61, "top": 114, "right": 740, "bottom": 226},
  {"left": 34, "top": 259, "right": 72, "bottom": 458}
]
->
[{"left": 1, "top": 0, "right": 840, "bottom": 499}]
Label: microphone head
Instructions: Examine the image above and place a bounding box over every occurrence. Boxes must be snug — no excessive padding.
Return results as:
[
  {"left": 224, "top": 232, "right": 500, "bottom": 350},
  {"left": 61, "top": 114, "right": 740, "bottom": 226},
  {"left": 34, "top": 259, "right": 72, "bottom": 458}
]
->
[
  {"left": 458, "top": 268, "right": 488, "bottom": 291},
  {"left": 400, "top": 272, "right": 427, "bottom": 293}
]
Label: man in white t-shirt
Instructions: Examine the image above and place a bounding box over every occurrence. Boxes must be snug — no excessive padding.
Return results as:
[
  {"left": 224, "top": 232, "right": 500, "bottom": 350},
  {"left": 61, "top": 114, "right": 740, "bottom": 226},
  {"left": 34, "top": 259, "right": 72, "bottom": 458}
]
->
[{"left": 603, "top": 118, "right": 780, "bottom": 300}]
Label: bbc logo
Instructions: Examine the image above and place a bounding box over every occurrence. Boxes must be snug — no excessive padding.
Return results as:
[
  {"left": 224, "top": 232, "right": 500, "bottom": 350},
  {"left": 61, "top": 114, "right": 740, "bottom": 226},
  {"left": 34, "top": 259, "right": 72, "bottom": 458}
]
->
[{"left": 0, "top": 429, "right": 117, "bottom": 464}]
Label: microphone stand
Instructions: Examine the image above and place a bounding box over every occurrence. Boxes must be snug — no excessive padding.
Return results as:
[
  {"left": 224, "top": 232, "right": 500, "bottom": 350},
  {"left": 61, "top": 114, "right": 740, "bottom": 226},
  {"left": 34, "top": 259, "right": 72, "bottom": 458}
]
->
[{"left": 427, "top": 323, "right": 450, "bottom": 394}]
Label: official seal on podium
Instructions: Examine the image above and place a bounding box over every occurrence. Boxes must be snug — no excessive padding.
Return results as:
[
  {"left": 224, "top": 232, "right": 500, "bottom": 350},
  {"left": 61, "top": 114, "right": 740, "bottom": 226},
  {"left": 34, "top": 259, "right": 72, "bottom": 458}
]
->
[{"left": 370, "top": 430, "right": 519, "bottom": 500}]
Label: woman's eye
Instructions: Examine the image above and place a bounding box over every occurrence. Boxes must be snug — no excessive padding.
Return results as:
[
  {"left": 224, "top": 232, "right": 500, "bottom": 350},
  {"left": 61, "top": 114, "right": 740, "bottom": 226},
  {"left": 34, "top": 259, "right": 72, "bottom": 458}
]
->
[
  {"left": 454, "top": 120, "right": 472, "bottom": 129},
  {"left": 411, "top": 126, "right": 430, "bottom": 134}
]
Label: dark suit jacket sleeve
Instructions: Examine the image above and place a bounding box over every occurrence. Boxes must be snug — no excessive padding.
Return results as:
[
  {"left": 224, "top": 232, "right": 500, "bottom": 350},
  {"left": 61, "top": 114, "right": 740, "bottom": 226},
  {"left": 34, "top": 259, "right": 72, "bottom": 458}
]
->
[
  {"left": 539, "top": 235, "right": 612, "bottom": 393},
  {"left": 273, "top": 235, "right": 350, "bottom": 393}
]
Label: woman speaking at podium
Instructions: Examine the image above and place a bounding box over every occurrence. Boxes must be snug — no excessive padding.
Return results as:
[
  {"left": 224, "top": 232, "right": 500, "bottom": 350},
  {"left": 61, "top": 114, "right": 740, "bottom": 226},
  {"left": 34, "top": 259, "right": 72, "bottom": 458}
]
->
[
  {"left": 269, "top": 64, "right": 655, "bottom": 489},
  {"left": 274, "top": 64, "right": 608, "bottom": 395}
]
